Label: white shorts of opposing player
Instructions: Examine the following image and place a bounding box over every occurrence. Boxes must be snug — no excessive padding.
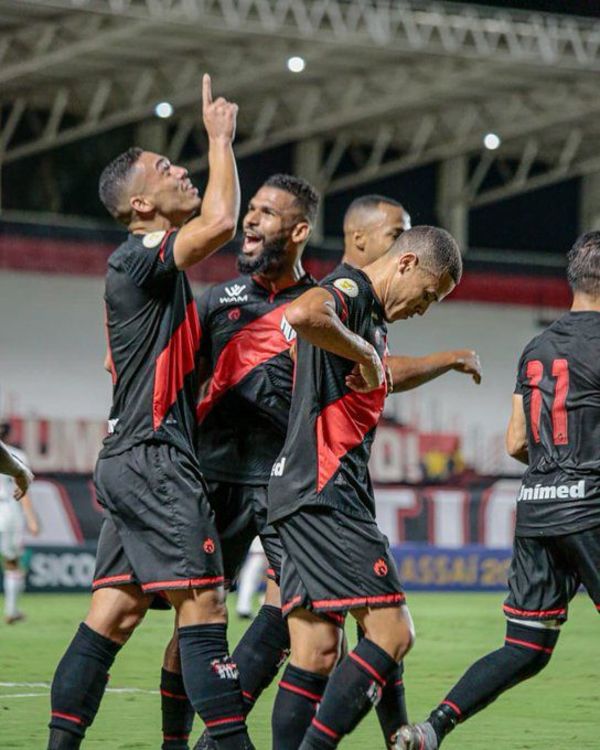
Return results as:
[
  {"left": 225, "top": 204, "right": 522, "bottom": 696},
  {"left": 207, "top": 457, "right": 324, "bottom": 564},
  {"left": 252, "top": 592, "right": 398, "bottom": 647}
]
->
[{"left": 0, "top": 447, "right": 28, "bottom": 620}]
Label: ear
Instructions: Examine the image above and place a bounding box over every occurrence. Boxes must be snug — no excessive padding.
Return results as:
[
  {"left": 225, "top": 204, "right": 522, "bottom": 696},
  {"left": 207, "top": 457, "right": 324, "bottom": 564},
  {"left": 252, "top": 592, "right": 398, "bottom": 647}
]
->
[
  {"left": 292, "top": 221, "right": 311, "bottom": 244},
  {"left": 397, "top": 252, "right": 418, "bottom": 274},
  {"left": 130, "top": 194, "right": 154, "bottom": 218},
  {"left": 354, "top": 230, "right": 366, "bottom": 252}
]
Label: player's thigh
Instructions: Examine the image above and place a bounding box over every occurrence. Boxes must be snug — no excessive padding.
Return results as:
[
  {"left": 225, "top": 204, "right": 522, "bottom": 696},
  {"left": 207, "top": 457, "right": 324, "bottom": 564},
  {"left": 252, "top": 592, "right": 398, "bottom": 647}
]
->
[
  {"left": 288, "top": 608, "right": 342, "bottom": 675},
  {"left": 504, "top": 535, "right": 574, "bottom": 623},
  {"left": 353, "top": 603, "right": 414, "bottom": 661},
  {"left": 560, "top": 524, "right": 600, "bottom": 613}
]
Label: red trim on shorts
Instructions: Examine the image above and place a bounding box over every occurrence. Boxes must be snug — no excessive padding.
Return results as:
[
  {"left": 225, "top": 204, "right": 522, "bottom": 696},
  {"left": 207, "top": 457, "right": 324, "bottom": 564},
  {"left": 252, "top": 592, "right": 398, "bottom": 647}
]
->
[
  {"left": 311, "top": 592, "right": 405, "bottom": 610},
  {"left": 441, "top": 700, "right": 462, "bottom": 716},
  {"left": 205, "top": 715, "right": 245, "bottom": 728},
  {"left": 324, "top": 611, "right": 345, "bottom": 625},
  {"left": 279, "top": 680, "right": 323, "bottom": 703},
  {"left": 242, "top": 690, "right": 255, "bottom": 703},
  {"left": 163, "top": 734, "right": 190, "bottom": 741},
  {"left": 505, "top": 636, "right": 554, "bottom": 655},
  {"left": 282, "top": 595, "right": 303, "bottom": 615},
  {"left": 503, "top": 604, "right": 566, "bottom": 617},
  {"left": 160, "top": 689, "right": 188, "bottom": 700},
  {"left": 312, "top": 718, "right": 339, "bottom": 739},
  {"left": 349, "top": 652, "right": 386, "bottom": 686},
  {"left": 51, "top": 711, "right": 84, "bottom": 725},
  {"left": 141, "top": 576, "right": 224, "bottom": 592},
  {"left": 92, "top": 573, "right": 134, "bottom": 588},
  {"left": 266, "top": 567, "right": 276, "bottom": 578}
]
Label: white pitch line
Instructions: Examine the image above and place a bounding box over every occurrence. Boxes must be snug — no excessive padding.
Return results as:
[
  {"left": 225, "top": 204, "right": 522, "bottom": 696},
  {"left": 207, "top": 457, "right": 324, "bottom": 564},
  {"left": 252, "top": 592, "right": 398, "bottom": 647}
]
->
[{"left": 0, "top": 682, "right": 159, "bottom": 699}]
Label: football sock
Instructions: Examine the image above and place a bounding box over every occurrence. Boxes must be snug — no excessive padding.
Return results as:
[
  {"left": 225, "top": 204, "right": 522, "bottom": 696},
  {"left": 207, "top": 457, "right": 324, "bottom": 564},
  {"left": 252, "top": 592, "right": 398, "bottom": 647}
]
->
[
  {"left": 234, "top": 604, "right": 290, "bottom": 711},
  {"left": 48, "top": 622, "right": 121, "bottom": 745},
  {"left": 161, "top": 668, "right": 194, "bottom": 750},
  {"left": 356, "top": 624, "right": 407, "bottom": 746},
  {"left": 4, "top": 568, "right": 24, "bottom": 617},
  {"left": 271, "top": 664, "right": 328, "bottom": 750},
  {"left": 300, "top": 638, "right": 398, "bottom": 749},
  {"left": 178, "top": 624, "right": 251, "bottom": 748},
  {"left": 428, "top": 621, "right": 560, "bottom": 743}
]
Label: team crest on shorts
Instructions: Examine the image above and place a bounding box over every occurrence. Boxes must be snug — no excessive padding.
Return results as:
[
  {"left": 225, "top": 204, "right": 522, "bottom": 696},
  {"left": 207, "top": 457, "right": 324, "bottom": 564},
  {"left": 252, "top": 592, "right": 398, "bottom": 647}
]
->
[
  {"left": 228, "top": 307, "right": 241, "bottom": 321},
  {"left": 142, "top": 230, "right": 166, "bottom": 248},
  {"left": 333, "top": 277, "right": 359, "bottom": 298},
  {"left": 373, "top": 558, "right": 388, "bottom": 577},
  {"left": 203, "top": 537, "right": 216, "bottom": 554}
]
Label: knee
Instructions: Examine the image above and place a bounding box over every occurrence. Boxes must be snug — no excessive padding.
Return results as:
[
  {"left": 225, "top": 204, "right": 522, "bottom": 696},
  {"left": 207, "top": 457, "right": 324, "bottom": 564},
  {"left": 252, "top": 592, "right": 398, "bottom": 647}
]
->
[
  {"left": 112, "top": 606, "right": 146, "bottom": 642},
  {"left": 292, "top": 633, "right": 341, "bottom": 676}
]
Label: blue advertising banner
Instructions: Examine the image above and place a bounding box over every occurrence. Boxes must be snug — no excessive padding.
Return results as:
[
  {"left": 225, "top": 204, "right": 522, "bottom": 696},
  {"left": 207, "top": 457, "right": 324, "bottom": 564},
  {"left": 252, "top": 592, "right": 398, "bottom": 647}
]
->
[{"left": 391, "top": 544, "right": 512, "bottom": 592}]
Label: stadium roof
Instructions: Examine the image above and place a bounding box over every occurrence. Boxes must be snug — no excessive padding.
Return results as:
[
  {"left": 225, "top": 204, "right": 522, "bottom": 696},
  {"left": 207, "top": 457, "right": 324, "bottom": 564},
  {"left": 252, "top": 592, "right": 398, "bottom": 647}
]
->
[{"left": 1, "top": 0, "right": 599, "bottom": 217}]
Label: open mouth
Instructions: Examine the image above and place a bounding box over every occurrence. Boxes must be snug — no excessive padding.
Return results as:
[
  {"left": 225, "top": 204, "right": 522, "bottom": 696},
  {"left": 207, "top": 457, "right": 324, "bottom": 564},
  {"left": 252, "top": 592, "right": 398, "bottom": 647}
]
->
[{"left": 242, "top": 232, "right": 264, "bottom": 255}]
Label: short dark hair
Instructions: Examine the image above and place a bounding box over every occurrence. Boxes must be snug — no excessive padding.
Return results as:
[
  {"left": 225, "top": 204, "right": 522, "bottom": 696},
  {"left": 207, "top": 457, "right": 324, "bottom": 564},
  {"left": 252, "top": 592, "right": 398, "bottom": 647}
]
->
[
  {"left": 98, "top": 147, "right": 143, "bottom": 224},
  {"left": 392, "top": 225, "right": 463, "bottom": 284},
  {"left": 567, "top": 231, "right": 600, "bottom": 295},
  {"left": 344, "top": 194, "right": 403, "bottom": 219},
  {"left": 263, "top": 173, "right": 320, "bottom": 225}
]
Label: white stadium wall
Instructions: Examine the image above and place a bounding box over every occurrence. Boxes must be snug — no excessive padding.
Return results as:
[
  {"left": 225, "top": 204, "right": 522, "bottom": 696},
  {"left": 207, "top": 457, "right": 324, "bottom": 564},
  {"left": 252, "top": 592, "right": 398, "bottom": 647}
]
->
[{"left": 1, "top": 269, "right": 558, "bottom": 475}]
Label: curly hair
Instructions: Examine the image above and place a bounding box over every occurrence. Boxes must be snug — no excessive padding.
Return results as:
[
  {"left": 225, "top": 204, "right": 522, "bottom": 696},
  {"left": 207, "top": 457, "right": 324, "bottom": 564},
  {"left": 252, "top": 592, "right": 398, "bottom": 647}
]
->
[{"left": 263, "top": 173, "right": 320, "bottom": 225}]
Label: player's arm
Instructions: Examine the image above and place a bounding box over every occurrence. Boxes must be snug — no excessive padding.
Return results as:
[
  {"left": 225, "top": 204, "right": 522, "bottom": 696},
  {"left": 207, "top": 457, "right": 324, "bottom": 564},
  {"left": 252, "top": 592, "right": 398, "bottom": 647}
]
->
[
  {"left": 285, "top": 287, "right": 384, "bottom": 390},
  {"left": 506, "top": 393, "right": 528, "bottom": 465},
  {"left": 173, "top": 75, "right": 240, "bottom": 270},
  {"left": 0, "top": 441, "right": 34, "bottom": 500},
  {"left": 387, "top": 349, "right": 482, "bottom": 392},
  {"left": 20, "top": 493, "right": 40, "bottom": 536}
]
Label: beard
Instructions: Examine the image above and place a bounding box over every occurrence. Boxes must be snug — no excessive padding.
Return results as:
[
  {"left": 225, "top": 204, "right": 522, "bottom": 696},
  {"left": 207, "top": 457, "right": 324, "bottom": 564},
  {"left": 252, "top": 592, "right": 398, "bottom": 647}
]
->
[{"left": 237, "top": 234, "right": 288, "bottom": 276}]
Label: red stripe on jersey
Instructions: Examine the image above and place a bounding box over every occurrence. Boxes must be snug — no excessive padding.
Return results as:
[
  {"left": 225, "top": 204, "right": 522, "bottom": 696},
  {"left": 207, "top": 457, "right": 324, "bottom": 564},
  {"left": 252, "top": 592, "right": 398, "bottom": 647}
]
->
[
  {"left": 315, "top": 386, "right": 386, "bottom": 493},
  {"left": 197, "top": 303, "right": 290, "bottom": 422},
  {"left": 159, "top": 228, "right": 177, "bottom": 262},
  {"left": 153, "top": 300, "right": 201, "bottom": 431}
]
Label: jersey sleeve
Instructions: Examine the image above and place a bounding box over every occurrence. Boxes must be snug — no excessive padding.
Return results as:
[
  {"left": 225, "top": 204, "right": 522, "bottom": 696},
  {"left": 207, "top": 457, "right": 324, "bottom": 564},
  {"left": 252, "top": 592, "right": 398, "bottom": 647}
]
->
[
  {"left": 321, "top": 277, "right": 360, "bottom": 325},
  {"left": 122, "top": 230, "right": 179, "bottom": 288},
  {"left": 514, "top": 345, "right": 530, "bottom": 395}
]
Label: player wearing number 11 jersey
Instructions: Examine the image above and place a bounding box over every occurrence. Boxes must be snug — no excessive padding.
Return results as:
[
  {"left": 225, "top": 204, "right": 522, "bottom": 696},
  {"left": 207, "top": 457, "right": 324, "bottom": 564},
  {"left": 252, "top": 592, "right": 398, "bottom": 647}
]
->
[{"left": 396, "top": 231, "right": 600, "bottom": 750}]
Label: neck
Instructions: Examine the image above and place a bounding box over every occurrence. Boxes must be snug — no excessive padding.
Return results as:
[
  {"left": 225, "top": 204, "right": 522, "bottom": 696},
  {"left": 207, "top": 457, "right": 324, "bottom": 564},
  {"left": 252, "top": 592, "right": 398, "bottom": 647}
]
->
[
  {"left": 129, "top": 215, "right": 175, "bottom": 234},
  {"left": 571, "top": 291, "right": 600, "bottom": 312},
  {"left": 341, "top": 246, "right": 362, "bottom": 269},
  {"left": 254, "top": 259, "right": 306, "bottom": 293},
  {"left": 361, "top": 258, "right": 388, "bottom": 311}
]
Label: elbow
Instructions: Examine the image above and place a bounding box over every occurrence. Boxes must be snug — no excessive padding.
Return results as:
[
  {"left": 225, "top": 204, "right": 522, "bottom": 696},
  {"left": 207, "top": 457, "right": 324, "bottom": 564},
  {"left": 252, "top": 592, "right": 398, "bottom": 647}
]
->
[
  {"left": 285, "top": 302, "right": 312, "bottom": 332},
  {"left": 212, "top": 215, "right": 237, "bottom": 244},
  {"left": 506, "top": 433, "right": 526, "bottom": 458}
]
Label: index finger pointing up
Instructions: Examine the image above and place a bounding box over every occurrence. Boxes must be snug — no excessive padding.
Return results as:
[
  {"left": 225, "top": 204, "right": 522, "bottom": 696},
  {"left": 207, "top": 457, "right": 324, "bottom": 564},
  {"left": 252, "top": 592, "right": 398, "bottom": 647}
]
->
[{"left": 202, "top": 73, "right": 213, "bottom": 107}]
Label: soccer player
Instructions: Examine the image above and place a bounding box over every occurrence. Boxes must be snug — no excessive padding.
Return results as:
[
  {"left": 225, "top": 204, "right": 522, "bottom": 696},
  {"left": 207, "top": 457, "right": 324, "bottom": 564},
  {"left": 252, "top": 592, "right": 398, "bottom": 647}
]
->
[
  {"left": 161, "top": 174, "right": 320, "bottom": 750},
  {"left": 269, "top": 226, "right": 463, "bottom": 749},
  {"left": 0, "top": 422, "right": 38, "bottom": 623},
  {"left": 395, "top": 231, "right": 600, "bottom": 750},
  {"left": 47, "top": 76, "right": 255, "bottom": 750}
]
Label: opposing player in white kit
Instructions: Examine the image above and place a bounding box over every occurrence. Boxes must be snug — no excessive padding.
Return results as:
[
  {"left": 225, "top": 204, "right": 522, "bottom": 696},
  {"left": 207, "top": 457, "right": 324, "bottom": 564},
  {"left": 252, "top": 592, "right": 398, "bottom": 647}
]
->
[{"left": 0, "top": 422, "right": 39, "bottom": 624}]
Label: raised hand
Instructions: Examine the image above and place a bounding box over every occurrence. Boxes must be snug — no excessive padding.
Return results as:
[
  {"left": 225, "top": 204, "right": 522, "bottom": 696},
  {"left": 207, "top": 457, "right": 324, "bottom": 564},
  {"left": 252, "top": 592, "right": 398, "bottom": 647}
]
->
[{"left": 202, "top": 73, "right": 238, "bottom": 142}]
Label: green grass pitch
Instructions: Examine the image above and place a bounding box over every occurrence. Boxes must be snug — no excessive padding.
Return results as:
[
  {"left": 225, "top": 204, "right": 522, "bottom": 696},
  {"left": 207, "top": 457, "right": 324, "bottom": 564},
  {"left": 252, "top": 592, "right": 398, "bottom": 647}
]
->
[{"left": 0, "top": 592, "right": 597, "bottom": 748}]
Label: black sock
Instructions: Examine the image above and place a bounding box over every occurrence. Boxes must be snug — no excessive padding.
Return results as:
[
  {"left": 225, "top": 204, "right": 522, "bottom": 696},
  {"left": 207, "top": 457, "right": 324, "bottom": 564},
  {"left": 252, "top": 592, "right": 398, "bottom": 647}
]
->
[
  {"left": 356, "top": 624, "right": 407, "bottom": 747},
  {"left": 271, "top": 664, "right": 328, "bottom": 750},
  {"left": 178, "top": 624, "right": 250, "bottom": 748},
  {"left": 48, "top": 622, "right": 121, "bottom": 746},
  {"left": 161, "top": 668, "right": 194, "bottom": 750},
  {"left": 428, "top": 621, "right": 559, "bottom": 743},
  {"left": 234, "top": 604, "right": 290, "bottom": 711},
  {"left": 300, "top": 638, "right": 398, "bottom": 749}
]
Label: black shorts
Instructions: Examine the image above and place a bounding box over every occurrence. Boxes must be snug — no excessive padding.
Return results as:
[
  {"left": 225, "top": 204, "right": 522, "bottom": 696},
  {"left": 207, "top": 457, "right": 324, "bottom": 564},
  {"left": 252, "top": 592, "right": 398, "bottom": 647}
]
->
[
  {"left": 504, "top": 525, "right": 600, "bottom": 623},
  {"left": 276, "top": 507, "right": 405, "bottom": 626},
  {"left": 207, "top": 481, "right": 282, "bottom": 586},
  {"left": 93, "top": 443, "right": 224, "bottom": 596}
]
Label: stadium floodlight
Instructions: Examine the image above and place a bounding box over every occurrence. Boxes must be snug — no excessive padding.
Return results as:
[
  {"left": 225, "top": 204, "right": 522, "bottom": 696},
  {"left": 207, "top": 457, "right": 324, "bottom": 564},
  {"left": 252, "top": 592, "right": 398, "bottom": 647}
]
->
[
  {"left": 154, "top": 102, "right": 174, "bottom": 119},
  {"left": 484, "top": 132, "right": 501, "bottom": 150},
  {"left": 287, "top": 56, "right": 306, "bottom": 73}
]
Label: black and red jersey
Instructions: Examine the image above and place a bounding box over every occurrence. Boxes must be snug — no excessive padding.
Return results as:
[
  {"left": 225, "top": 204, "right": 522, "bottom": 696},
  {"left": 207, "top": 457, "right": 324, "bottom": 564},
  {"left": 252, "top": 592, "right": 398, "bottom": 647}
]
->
[
  {"left": 195, "top": 273, "right": 315, "bottom": 485},
  {"left": 514, "top": 311, "right": 600, "bottom": 536},
  {"left": 268, "top": 263, "right": 387, "bottom": 524},
  {"left": 100, "top": 230, "right": 201, "bottom": 460}
]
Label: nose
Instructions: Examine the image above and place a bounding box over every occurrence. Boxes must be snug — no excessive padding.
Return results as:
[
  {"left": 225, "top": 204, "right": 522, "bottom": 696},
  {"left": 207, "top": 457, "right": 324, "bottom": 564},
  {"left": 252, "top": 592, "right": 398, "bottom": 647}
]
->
[{"left": 174, "top": 164, "right": 188, "bottom": 179}]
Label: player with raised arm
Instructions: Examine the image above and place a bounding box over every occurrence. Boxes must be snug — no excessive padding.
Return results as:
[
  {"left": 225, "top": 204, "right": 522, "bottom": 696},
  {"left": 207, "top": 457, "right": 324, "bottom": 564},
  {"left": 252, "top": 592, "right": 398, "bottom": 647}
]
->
[
  {"left": 268, "top": 226, "right": 462, "bottom": 749},
  {"left": 47, "top": 76, "right": 255, "bottom": 750},
  {"left": 396, "top": 231, "right": 600, "bottom": 750}
]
